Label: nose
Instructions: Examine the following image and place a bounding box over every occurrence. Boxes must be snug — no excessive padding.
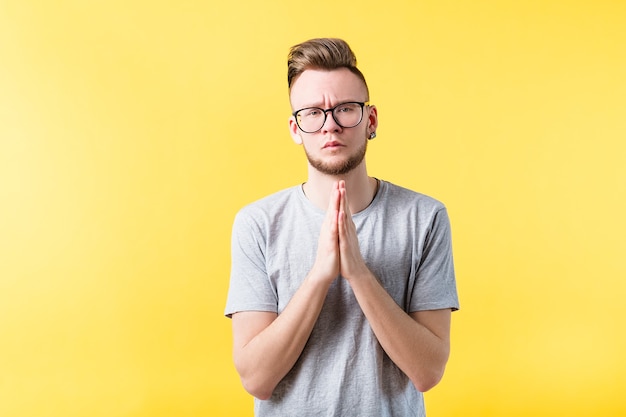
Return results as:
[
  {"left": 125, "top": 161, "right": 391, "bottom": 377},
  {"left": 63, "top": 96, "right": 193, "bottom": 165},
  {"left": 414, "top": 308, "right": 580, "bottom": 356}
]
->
[{"left": 321, "top": 109, "right": 341, "bottom": 133}]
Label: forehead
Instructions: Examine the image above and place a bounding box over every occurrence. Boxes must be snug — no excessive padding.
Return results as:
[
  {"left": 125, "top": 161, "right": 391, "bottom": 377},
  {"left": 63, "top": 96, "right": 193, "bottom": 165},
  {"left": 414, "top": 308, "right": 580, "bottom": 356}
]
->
[{"left": 289, "top": 68, "right": 368, "bottom": 108}]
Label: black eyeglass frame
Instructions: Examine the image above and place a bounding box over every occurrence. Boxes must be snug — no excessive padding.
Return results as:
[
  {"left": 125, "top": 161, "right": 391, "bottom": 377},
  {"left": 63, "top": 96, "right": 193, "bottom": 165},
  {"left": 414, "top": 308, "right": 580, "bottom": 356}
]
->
[{"left": 292, "top": 101, "right": 370, "bottom": 133}]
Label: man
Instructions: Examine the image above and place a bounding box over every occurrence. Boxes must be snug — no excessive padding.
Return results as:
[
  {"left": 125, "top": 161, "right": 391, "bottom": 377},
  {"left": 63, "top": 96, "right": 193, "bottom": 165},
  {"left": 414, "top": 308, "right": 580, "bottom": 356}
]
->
[{"left": 225, "top": 38, "right": 459, "bottom": 416}]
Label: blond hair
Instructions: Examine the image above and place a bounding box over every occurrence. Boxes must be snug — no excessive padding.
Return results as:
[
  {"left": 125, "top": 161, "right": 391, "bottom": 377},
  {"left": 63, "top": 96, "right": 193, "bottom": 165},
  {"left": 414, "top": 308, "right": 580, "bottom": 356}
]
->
[{"left": 287, "top": 38, "right": 369, "bottom": 97}]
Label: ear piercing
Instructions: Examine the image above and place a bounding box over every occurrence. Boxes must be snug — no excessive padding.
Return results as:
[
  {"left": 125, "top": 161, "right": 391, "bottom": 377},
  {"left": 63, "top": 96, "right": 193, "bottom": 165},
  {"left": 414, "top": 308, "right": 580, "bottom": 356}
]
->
[{"left": 369, "top": 132, "right": 377, "bottom": 140}]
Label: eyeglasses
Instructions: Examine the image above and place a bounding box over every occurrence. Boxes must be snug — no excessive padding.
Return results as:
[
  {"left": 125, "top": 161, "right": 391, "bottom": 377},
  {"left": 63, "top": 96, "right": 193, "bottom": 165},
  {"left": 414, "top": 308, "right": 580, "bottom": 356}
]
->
[{"left": 292, "top": 101, "right": 369, "bottom": 133}]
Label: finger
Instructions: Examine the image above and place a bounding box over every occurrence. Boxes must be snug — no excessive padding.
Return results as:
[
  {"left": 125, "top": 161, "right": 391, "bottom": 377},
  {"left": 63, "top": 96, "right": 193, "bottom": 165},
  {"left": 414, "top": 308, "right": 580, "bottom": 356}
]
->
[
  {"left": 338, "top": 186, "right": 344, "bottom": 211},
  {"left": 325, "top": 182, "right": 341, "bottom": 232},
  {"left": 337, "top": 206, "right": 346, "bottom": 240},
  {"left": 339, "top": 183, "right": 351, "bottom": 218},
  {"left": 338, "top": 188, "right": 351, "bottom": 239},
  {"left": 329, "top": 181, "right": 340, "bottom": 210},
  {"left": 334, "top": 181, "right": 341, "bottom": 209}
]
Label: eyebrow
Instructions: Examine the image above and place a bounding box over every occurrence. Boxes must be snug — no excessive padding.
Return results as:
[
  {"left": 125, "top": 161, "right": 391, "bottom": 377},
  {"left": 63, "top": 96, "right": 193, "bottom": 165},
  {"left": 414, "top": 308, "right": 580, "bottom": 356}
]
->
[{"left": 297, "top": 100, "right": 366, "bottom": 110}]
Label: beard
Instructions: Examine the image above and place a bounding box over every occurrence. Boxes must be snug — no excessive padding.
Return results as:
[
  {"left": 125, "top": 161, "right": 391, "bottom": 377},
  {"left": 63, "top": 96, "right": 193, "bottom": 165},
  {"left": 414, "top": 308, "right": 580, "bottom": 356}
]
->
[{"left": 304, "top": 139, "right": 368, "bottom": 176}]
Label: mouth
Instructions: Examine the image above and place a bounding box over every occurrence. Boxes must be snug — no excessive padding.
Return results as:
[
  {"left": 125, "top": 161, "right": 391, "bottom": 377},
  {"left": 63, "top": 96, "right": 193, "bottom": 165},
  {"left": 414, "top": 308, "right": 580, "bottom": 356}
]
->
[{"left": 323, "top": 141, "right": 344, "bottom": 149}]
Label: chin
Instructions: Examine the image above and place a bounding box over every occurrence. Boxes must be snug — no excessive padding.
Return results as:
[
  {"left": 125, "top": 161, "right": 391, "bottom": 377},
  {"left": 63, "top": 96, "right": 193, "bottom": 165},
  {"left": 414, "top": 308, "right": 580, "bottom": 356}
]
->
[{"left": 306, "top": 144, "right": 367, "bottom": 176}]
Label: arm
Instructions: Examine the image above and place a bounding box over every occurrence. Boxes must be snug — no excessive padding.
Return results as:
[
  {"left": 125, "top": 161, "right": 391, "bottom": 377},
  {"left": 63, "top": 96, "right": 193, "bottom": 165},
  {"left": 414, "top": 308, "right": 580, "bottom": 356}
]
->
[
  {"left": 231, "top": 183, "right": 343, "bottom": 400},
  {"left": 232, "top": 274, "right": 331, "bottom": 400},
  {"left": 343, "top": 272, "right": 451, "bottom": 392},
  {"left": 337, "top": 182, "right": 453, "bottom": 392}
]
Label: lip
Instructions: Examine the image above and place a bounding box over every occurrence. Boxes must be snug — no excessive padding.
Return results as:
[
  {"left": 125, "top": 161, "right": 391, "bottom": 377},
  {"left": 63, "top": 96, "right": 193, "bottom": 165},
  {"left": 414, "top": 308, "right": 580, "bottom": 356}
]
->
[{"left": 323, "top": 141, "right": 344, "bottom": 149}]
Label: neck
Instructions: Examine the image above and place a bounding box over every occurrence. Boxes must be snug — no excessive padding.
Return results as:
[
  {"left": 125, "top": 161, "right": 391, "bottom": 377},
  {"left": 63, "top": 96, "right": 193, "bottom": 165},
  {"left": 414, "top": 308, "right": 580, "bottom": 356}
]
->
[{"left": 302, "top": 163, "right": 378, "bottom": 214}]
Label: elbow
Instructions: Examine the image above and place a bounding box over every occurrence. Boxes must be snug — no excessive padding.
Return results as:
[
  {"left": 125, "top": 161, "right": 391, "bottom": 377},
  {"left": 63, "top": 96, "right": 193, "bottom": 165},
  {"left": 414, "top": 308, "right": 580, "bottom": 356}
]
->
[
  {"left": 411, "top": 342, "right": 451, "bottom": 392},
  {"left": 234, "top": 352, "right": 277, "bottom": 400},
  {"left": 235, "top": 361, "right": 276, "bottom": 400},
  {"left": 412, "top": 374, "right": 442, "bottom": 393},
  {"left": 411, "top": 365, "right": 446, "bottom": 393},
  {"left": 240, "top": 376, "right": 275, "bottom": 400}
]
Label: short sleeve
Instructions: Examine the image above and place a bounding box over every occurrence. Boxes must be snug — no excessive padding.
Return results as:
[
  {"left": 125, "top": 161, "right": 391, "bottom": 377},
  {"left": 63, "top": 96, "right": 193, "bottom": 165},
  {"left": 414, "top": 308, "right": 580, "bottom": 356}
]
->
[
  {"left": 224, "top": 209, "right": 278, "bottom": 318},
  {"left": 409, "top": 207, "right": 459, "bottom": 312}
]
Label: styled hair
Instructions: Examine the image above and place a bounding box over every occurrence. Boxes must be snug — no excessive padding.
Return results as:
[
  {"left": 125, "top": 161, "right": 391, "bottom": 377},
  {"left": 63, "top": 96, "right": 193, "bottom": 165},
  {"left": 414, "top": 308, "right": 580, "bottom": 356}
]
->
[{"left": 287, "top": 38, "right": 369, "bottom": 97}]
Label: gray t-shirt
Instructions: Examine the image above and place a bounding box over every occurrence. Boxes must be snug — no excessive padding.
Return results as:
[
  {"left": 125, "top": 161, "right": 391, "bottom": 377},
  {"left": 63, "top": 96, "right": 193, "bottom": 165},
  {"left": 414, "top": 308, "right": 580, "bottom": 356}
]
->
[{"left": 225, "top": 180, "right": 459, "bottom": 417}]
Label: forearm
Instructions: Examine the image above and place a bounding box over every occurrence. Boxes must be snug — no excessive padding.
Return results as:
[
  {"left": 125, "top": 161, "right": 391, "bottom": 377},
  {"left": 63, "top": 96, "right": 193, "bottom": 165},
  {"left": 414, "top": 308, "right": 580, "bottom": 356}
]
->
[
  {"left": 348, "top": 271, "right": 451, "bottom": 392},
  {"left": 234, "top": 273, "right": 331, "bottom": 399}
]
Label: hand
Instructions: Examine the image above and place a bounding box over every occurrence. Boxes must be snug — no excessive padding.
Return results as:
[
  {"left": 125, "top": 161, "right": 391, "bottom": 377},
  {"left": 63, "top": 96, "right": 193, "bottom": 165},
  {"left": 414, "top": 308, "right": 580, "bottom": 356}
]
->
[
  {"left": 310, "top": 182, "right": 341, "bottom": 284},
  {"left": 337, "top": 181, "right": 369, "bottom": 280}
]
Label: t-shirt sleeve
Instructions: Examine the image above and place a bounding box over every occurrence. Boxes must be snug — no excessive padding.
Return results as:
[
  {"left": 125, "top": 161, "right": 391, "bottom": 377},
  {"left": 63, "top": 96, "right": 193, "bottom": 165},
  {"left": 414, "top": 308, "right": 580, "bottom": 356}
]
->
[
  {"left": 224, "top": 209, "right": 278, "bottom": 318},
  {"left": 409, "top": 207, "right": 460, "bottom": 312}
]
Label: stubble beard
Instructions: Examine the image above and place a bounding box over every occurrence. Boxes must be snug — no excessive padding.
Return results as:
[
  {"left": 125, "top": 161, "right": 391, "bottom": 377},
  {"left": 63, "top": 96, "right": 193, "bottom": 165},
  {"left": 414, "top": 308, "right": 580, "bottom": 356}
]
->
[{"left": 304, "top": 139, "right": 368, "bottom": 176}]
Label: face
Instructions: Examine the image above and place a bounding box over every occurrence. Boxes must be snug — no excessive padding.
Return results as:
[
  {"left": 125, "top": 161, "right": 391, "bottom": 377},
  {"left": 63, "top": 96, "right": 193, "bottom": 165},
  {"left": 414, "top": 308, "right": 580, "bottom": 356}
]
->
[{"left": 289, "top": 68, "right": 378, "bottom": 176}]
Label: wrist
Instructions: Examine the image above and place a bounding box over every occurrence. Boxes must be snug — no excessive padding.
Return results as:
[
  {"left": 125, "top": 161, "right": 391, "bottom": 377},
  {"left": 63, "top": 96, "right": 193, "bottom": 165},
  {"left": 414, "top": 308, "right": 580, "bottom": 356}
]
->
[
  {"left": 307, "top": 265, "right": 338, "bottom": 287},
  {"left": 342, "top": 264, "right": 374, "bottom": 283}
]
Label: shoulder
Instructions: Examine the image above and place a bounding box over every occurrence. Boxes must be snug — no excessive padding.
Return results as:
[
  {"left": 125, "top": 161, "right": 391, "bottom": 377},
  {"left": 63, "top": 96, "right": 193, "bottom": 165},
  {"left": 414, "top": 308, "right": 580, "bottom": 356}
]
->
[
  {"left": 379, "top": 180, "right": 447, "bottom": 215},
  {"left": 234, "top": 185, "right": 303, "bottom": 226}
]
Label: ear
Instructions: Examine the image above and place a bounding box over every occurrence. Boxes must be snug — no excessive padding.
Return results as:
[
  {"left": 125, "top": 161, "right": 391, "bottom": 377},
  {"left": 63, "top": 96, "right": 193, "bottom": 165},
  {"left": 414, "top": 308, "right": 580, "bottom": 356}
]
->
[
  {"left": 289, "top": 116, "right": 303, "bottom": 145},
  {"left": 366, "top": 105, "right": 378, "bottom": 136}
]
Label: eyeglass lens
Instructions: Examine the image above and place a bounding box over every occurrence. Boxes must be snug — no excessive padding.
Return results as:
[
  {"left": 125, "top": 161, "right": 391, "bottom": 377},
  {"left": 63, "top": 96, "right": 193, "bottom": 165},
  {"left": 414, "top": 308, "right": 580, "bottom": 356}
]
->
[{"left": 296, "top": 102, "right": 364, "bottom": 133}]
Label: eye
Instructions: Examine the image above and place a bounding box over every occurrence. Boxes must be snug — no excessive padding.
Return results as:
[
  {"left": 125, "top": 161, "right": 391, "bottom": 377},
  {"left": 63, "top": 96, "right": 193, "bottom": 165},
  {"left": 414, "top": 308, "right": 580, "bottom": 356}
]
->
[
  {"left": 302, "top": 108, "right": 322, "bottom": 118},
  {"left": 336, "top": 104, "right": 356, "bottom": 113}
]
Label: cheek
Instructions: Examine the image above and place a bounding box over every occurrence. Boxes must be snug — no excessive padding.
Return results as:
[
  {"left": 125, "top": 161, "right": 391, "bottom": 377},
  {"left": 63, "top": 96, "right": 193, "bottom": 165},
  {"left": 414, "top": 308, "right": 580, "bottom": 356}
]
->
[{"left": 300, "top": 137, "right": 317, "bottom": 152}]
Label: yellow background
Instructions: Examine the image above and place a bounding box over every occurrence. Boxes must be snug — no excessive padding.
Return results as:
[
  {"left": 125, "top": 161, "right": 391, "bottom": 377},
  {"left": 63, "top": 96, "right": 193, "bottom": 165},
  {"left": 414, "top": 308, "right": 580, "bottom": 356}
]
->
[{"left": 1, "top": 1, "right": 625, "bottom": 416}]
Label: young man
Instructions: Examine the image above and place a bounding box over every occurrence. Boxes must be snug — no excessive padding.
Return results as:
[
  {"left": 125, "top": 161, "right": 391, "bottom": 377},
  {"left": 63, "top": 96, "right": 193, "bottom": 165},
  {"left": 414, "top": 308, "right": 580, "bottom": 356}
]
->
[{"left": 225, "top": 38, "right": 459, "bottom": 416}]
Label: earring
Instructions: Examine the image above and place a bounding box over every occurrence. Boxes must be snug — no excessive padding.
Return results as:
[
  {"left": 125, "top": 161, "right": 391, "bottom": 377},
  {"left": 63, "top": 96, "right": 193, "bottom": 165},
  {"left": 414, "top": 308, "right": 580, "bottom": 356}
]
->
[{"left": 369, "top": 132, "right": 377, "bottom": 140}]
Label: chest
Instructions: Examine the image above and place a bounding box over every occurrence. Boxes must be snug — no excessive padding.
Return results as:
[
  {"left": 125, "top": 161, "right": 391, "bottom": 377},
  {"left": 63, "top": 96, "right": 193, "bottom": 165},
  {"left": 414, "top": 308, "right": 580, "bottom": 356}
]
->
[{"left": 265, "top": 213, "right": 422, "bottom": 312}]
